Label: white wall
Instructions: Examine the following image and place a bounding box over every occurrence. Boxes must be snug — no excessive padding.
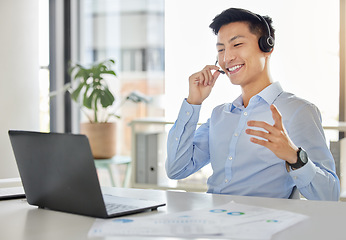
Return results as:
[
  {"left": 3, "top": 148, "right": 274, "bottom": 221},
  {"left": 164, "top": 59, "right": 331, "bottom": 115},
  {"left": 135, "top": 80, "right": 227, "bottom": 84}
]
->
[{"left": 0, "top": 0, "right": 40, "bottom": 178}]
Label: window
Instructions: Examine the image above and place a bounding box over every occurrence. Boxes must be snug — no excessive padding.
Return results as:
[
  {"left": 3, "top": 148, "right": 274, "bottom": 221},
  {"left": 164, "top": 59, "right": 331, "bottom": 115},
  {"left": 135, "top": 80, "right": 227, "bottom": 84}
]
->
[
  {"left": 39, "top": 0, "right": 50, "bottom": 132},
  {"left": 74, "top": 0, "right": 165, "bottom": 155}
]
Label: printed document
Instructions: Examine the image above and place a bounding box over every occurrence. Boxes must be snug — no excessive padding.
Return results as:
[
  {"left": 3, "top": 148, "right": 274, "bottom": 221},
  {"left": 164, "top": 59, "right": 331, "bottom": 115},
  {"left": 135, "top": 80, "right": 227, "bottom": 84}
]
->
[{"left": 88, "top": 201, "right": 308, "bottom": 239}]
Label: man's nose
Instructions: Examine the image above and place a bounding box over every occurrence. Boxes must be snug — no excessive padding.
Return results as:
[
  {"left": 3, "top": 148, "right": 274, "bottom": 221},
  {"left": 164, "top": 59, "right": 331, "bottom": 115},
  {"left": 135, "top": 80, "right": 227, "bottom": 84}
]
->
[{"left": 223, "top": 49, "right": 236, "bottom": 63}]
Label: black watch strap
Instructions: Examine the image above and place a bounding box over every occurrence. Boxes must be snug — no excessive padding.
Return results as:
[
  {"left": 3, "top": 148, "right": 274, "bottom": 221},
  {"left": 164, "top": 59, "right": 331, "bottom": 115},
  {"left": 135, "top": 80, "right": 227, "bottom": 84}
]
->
[{"left": 288, "top": 147, "right": 308, "bottom": 169}]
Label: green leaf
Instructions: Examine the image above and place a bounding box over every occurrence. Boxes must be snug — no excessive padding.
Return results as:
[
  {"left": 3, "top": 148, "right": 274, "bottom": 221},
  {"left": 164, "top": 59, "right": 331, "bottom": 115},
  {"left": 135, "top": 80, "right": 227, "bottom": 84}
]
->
[
  {"left": 70, "top": 83, "right": 84, "bottom": 101},
  {"left": 73, "top": 69, "right": 85, "bottom": 81},
  {"left": 100, "top": 90, "right": 114, "bottom": 108},
  {"left": 108, "top": 113, "right": 121, "bottom": 119},
  {"left": 83, "top": 86, "right": 93, "bottom": 109},
  {"left": 102, "top": 70, "right": 116, "bottom": 76},
  {"left": 104, "top": 87, "right": 115, "bottom": 103},
  {"left": 99, "top": 93, "right": 108, "bottom": 108},
  {"left": 93, "top": 93, "right": 99, "bottom": 122},
  {"left": 68, "top": 59, "right": 118, "bottom": 122}
]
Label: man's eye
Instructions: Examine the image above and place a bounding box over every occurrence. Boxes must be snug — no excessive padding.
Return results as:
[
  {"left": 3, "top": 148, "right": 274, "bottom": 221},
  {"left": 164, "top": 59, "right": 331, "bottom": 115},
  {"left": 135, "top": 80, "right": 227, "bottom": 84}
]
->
[
  {"left": 234, "top": 43, "right": 243, "bottom": 47},
  {"left": 218, "top": 49, "right": 224, "bottom": 53}
]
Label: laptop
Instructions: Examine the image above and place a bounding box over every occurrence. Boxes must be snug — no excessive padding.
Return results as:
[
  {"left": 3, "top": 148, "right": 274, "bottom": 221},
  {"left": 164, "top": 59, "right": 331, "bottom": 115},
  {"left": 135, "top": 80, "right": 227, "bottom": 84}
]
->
[
  {"left": 0, "top": 186, "right": 25, "bottom": 200},
  {"left": 8, "top": 130, "right": 165, "bottom": 218}
]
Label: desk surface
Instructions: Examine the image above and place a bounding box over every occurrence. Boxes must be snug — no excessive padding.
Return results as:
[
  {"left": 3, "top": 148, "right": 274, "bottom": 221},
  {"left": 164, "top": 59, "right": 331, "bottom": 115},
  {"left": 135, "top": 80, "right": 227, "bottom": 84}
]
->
[{"left": 1, "top": 187, "right": 346, "bottom": 240}]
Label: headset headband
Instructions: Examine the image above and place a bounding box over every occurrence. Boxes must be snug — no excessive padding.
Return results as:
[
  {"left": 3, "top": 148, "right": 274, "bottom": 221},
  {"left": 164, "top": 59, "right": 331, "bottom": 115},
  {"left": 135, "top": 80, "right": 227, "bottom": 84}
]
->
[{"left": 254, "top": 14, "right": 274, "bottom": 52}]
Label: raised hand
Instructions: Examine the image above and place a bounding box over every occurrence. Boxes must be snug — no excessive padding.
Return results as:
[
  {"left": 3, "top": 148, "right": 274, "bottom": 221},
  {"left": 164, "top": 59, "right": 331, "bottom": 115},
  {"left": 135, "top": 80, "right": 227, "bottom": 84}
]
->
[
  {"left": 245, "top": 104, "right": 299, "bottom": 163},
  {"left": 186, "top": 65, "right": 221, "bottom": 105}
]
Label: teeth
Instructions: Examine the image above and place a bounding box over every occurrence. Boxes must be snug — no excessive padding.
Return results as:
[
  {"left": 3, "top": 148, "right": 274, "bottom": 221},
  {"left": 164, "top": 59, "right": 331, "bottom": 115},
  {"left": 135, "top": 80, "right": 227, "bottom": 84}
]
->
[{"left": 227, "top": 65, "right": 242, "bottom": 72}]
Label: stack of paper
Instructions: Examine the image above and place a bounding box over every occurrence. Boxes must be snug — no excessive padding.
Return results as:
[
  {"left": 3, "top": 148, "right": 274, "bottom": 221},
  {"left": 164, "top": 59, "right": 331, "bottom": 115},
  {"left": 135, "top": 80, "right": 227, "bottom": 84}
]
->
[{"left": 88, "top": 201, "right": 308, "bottom": 239}]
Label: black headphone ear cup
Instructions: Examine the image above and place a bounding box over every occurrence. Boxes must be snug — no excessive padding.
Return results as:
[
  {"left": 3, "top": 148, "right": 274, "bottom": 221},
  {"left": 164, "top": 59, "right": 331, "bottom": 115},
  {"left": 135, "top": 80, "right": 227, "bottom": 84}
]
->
[{"left": 258, "top": 36, "right": 274, "bottom": 53}]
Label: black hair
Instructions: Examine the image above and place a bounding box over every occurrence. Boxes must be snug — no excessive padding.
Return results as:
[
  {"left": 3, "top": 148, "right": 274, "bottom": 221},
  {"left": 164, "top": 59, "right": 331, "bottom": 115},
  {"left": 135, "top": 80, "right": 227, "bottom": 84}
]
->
[{"left": 209, "top": 8, "right": 275, "bottom": 41}]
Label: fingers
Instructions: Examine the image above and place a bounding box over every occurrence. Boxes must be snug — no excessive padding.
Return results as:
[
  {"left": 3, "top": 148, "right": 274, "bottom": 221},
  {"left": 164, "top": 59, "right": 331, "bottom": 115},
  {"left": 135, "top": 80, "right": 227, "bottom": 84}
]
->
[
  {"left": 187, "top": 65, "right": 221, "bottom": 105},
  {"left": 211, "top": 70, "right": 221, "bottom": 87},
  {"left": 270, "top": 104, "right": 283, "bottom": 130},
  {"left": 248, "top": 136, "right": 270, "bottom": 148},
  {"left": 247, "top": 105, "right": 283, "bottom": 134},
  {"left": 246, "top": 105, "right": 283, "bottom": 143},
  {"left": 245, "top": 105, "right": 298, "bottom": 162},
  {"left": 246, "top": 128, "right": 271, "bottom": 141},
  {"left": 247, "top": 120, "right": 277, "bottom": 136},
  {"left": 192, "top": 65, "right": 221, "bottom": 86}
]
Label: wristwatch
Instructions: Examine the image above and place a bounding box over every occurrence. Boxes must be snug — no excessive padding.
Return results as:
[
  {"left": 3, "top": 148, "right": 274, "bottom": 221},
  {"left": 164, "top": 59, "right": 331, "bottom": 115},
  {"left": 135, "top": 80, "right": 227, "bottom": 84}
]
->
[{"left": 288, "top": 147, "right": 308, "bottom": 170}]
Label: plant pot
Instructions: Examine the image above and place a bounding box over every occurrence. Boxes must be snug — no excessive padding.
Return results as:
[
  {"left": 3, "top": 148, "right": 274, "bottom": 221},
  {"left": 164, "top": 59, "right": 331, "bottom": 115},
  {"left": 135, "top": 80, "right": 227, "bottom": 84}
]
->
[{"left": 80, "top": 122, "right": 116, "bottom": 159}]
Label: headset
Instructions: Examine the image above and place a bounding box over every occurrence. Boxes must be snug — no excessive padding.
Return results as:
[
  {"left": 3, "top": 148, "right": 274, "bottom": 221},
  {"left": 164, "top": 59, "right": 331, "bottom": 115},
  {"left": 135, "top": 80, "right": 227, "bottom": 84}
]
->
[
  {"left": 255, "top": 14, "right": 274, "bottom": 53},
  {"left": 215, "top": 60, "right": 225, "bottom": 74}
]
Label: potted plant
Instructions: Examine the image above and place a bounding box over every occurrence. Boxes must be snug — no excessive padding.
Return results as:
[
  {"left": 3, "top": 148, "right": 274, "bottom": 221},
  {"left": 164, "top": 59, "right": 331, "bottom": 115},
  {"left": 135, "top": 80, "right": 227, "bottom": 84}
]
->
[{"left": 69, "top": 59, "right": 119, "bottom": 159}]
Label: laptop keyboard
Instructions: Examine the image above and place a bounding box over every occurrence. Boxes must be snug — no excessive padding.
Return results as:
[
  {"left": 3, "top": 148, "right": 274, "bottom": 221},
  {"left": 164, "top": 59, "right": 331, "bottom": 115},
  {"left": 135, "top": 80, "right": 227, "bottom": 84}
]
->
[
  {"left": 102, "top": 193, "right": 164, "bottom": 216},
  {"left": 105, "top": 202, "right": 138, "bottom": 214}
]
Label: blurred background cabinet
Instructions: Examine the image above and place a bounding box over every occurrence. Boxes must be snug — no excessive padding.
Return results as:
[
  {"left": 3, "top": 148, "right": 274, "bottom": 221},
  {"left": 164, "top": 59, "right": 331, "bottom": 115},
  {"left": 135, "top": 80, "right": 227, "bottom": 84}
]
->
[{"left": 129, "top": 118, "right": 210, "bottom": 192}]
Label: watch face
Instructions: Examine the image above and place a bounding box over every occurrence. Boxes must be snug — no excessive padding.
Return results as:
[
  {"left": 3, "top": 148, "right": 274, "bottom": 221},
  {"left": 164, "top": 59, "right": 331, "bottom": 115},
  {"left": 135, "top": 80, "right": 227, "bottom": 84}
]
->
[
  {"left": 289, "top": 148, "right": 308, "bottom": 169},
  {"left": 299, "top": 149, "right": 308, "bottom": 164}
]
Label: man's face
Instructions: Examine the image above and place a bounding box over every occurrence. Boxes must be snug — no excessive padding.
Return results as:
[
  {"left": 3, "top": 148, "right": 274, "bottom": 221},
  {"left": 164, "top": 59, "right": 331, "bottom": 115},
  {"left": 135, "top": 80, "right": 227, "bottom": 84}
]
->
[{"left": 216, "top": 21, "right": 269, "bottom": 88}]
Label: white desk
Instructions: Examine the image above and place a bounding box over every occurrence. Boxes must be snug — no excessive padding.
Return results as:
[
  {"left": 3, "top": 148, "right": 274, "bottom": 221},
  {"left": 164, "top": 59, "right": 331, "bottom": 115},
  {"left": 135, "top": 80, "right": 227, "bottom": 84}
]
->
[
  {"left": 323, "top": 121, "right": 346, "bottom": 132},
  {"left": 1, "top": 187, "right": 346, "bottom": 240}
]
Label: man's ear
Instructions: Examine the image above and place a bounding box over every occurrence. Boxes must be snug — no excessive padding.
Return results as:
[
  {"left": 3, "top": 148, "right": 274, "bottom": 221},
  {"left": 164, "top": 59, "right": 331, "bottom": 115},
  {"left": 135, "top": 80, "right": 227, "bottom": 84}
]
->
[{"left": 264, "top": 47, "right": 274, "bottom": 57}]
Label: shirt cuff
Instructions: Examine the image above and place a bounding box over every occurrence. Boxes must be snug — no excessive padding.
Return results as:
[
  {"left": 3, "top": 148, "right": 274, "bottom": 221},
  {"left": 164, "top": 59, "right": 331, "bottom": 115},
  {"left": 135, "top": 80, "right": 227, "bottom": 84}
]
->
[
  {"left": 177, "top": 99, "right": 201, "bottom": 125},
  {"left": 288, "top": 159, "right": 317, "bottom": 188}
]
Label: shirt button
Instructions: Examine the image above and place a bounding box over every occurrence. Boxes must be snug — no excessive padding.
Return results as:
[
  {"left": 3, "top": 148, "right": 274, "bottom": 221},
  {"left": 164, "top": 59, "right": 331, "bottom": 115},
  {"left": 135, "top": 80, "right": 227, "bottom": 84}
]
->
[
  {"left": 244, "top": 112, "right": 248, "bottom": 116},
  {"left": 225, "top": 179, "right": 228, "bottom": 183},
  {"left": 175, "top": 137, "right": 178, "bottom": 141},
  {"left": 228, "top": 156, "right": 233, "bottom": 160},
  {"left": 234, "top": 133, "right": 238, "bottom": 137},
  {"left": 186, "top": 112, "right": 190, "bottom": 115}
]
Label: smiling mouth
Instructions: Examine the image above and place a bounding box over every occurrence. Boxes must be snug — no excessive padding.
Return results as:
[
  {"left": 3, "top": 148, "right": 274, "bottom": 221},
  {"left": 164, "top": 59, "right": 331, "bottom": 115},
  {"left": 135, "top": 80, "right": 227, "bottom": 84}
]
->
[{"left": 227, "top": 64, "right": 244, "bottom": 74}]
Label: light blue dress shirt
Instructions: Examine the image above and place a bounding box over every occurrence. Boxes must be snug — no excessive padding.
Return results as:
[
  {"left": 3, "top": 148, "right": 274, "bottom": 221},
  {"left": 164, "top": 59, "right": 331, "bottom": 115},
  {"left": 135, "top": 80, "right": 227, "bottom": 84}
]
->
[{"left": 166, "top": 82, "right": 340, "bottom": 201}]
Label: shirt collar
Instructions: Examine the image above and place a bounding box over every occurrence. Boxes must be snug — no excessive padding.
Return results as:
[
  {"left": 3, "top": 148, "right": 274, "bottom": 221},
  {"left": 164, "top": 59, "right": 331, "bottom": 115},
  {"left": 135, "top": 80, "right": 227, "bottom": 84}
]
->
[
  {"left": 230, "top": 82, "right": 283, "bottom": 112},
  {"left": 257, "top": 82, "right": 283, "bottom": 105},
  {"left": 230, "top": 95, "right": 244, "bottom": 112}
]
